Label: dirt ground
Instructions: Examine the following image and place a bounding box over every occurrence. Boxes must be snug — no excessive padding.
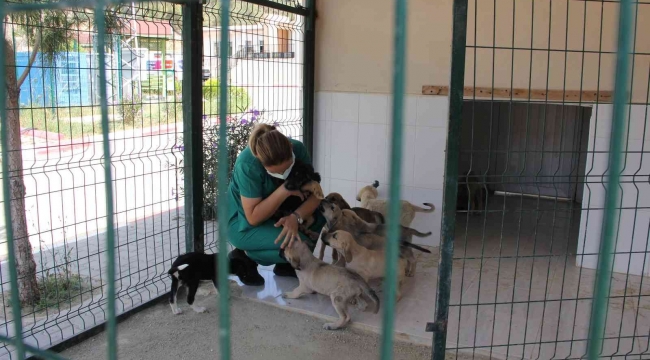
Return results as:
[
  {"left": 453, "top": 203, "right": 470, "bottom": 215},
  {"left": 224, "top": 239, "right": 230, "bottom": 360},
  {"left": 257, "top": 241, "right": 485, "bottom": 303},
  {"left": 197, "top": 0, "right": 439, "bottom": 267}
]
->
[{"left": 60, "top": 292, "right": 434, "bottom": 360}]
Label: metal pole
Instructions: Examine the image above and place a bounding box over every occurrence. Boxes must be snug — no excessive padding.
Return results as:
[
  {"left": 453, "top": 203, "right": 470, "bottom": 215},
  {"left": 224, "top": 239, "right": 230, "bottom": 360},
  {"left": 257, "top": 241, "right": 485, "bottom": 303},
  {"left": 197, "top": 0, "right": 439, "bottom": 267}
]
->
[
  {"left": 182, "top": 1, "right": 204, "bottom": 253},
  {"left": 587, "top": 0, "right": 633, "bottom": 358},
  {"left": 302, "top": 0, "right": 316, "bottom": 156},
  {"left": 379, "top": 0, "right": 408, "bottom": 359},
  {"left": 428, "top": 0, "right": 468, "bottom": 359}
]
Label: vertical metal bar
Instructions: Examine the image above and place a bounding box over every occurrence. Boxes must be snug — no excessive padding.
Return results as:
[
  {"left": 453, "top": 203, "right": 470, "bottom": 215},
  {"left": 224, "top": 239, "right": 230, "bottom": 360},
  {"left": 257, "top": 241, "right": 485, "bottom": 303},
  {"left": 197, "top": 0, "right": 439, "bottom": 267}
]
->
[
  {"left": 302, "top": 0, "right": 316, "bottom": 156},
  {"left": 0, "top": 3, "right": 26, "bottom": 359},
  {"left": 94, "top": 3, "right": 118, "bottom": 359},
  {"left": 587, "top": 0, "right": 633, "bottom": 359},
  {"left": 380, "top": 0, "right": 407, "bottom": 358},
  {"left": 218, "top": 0, "right": 232, "bottom": 359},
  {"left": 431, "top": 0, "right": 467, "bottom": 359},
  {"left": 182, "top": 1, "right": 205, "bottom": 253}
]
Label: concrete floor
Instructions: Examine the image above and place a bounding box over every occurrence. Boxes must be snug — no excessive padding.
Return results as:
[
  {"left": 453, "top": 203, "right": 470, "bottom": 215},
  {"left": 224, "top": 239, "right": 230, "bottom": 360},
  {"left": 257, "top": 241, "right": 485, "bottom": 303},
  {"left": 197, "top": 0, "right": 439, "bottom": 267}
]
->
[{"left": 233, "top": 196, "right": 650, "bottom": 360}]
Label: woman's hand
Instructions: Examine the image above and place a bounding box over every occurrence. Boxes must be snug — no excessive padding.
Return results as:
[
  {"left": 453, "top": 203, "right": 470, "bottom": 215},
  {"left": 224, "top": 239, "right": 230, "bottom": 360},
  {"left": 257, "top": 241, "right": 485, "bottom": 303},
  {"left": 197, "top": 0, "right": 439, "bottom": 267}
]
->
[
  {"left": 274, "top": 214, "right": 300, "bottom": 249},
  {"left": 279, "top": 183, "right": 305, "bottom": 201}
]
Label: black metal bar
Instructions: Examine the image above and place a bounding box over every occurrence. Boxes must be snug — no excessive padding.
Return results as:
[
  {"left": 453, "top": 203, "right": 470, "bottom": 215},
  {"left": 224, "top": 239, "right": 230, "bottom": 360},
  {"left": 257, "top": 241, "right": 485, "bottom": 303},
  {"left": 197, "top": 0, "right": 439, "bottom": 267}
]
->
[
  {"left": 302, "top": 0, "right": 316, "bottom": 156},
  {"left": 429, "top": 0, "right": 468, "bottom": 359},
  {"left": 242, "top": 0, "right": 309, "bottom": 16},
  {"left": 182, "top": 1, "right": 205, "bottom": 253}
]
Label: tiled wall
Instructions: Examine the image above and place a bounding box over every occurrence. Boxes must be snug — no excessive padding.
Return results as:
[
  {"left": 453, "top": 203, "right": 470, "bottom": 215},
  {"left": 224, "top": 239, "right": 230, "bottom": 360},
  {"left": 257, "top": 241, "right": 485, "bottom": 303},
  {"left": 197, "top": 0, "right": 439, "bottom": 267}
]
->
[
  {"left": 314, "top": 91, "right": 449, "bottom": 247},
  {"left": 577, "top": 104, "right": 650, "bottom": 276}
]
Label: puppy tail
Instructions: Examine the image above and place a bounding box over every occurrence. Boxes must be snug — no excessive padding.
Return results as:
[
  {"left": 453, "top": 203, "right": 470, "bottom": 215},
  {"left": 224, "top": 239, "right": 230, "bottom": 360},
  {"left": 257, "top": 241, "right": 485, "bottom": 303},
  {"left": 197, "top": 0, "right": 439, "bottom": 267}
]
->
[
  {"left": 412, "top": 203, "right": 435, "bottom": 213},
  {"left": 403, "top": 242, "right": 432, "bottom": 254},
  {"left": 361, "top": 286, "right": 380, "bottom": 314},
  {"left": 402, "top": 227, "right": 432, "bottom": 238}
]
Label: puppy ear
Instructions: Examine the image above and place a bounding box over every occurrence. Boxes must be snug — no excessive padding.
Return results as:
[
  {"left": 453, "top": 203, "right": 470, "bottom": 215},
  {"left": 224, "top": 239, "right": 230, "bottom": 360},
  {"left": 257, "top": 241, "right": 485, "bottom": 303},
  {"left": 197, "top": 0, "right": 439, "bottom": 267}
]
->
[
  {"left": 313, "top": 172, "right": 321, "bottom": 183},
  {"left": 343, "top": 242, "right": 353, "bottom": 263}
]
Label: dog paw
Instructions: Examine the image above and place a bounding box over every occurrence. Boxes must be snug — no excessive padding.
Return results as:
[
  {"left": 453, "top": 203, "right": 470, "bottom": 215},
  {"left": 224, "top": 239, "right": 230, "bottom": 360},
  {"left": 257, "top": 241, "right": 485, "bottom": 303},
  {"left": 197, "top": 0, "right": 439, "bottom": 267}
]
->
[
  {"left": 192, "top": 306, "right": 207, "bottom": 313},
  {"left": 172, "top": 308, "right": 183, "bottom": 315},
  {"left": 323, "top": 323, "right": 341, "bottom": 330},
  {"left": 282, "top": 292, "right": 291, "bottom": 299}
]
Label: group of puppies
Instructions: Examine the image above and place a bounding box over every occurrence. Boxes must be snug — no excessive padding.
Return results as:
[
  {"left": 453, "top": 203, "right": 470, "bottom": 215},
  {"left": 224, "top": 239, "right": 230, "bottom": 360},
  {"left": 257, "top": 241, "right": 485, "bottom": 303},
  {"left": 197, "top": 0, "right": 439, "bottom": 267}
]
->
[{"left": 166, "top": 161, "right": 435, "bottom": 331}]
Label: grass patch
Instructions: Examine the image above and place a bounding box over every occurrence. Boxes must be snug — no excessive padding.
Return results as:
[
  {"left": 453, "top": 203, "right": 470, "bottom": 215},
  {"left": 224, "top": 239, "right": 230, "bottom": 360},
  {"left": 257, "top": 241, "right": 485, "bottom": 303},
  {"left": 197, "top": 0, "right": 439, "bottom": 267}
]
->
[
  {"left": 32, "top": 272, "right": 92, "bottom": 311},
  {"left": 19, "top": 100, "right": 184, "bottom": 139}
]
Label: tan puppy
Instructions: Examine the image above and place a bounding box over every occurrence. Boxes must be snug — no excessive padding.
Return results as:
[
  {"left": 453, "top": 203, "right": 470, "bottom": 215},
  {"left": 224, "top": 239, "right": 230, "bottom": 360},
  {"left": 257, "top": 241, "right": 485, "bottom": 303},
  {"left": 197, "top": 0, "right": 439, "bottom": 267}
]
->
[
  {"left": 356, "top": 181, "right": 435, "bottom": 227},
  {"left": 280, "top": 240, "right": 380, "bottom": 330},
  {"left": 325, "top": 192, "right": 385, "bottom": 224},
  {"left": 324, "top": 230, "right": 407, "bottom": 301},
  {"left": 319, "top": 200, "right": 432, "bottom": 276}
]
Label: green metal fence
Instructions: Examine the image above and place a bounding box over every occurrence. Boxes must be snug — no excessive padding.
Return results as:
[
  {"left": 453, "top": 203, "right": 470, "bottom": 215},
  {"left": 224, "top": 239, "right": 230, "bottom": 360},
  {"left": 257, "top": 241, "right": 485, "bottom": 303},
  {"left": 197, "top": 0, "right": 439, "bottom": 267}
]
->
[
  {"left": 0, "top": 0, "right": 644, "bottom": 359},
  {"left": 0, "top": 0, "right": 311, "bottom": 358},
  {"left": 432, "top": 0, "right": 648, "bottom": 359}
]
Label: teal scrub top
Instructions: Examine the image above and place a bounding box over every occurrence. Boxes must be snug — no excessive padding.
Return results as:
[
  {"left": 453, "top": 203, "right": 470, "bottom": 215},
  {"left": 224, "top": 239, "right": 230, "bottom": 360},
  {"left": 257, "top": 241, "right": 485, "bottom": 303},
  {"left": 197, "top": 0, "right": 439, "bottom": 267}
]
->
[{"left": 227, "top": 139, "right": 311, "bottom": 232}]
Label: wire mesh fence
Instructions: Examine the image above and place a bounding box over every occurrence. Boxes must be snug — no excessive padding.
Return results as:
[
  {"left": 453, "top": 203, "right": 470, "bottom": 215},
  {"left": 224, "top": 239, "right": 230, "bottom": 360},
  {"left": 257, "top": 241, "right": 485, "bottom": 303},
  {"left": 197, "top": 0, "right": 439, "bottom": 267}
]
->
[
  {"left": 0, "top": 0, "right": 308, "bottom": 358},
  {"left": 435, "top": 0, "right": 650, "bottom": 359}
]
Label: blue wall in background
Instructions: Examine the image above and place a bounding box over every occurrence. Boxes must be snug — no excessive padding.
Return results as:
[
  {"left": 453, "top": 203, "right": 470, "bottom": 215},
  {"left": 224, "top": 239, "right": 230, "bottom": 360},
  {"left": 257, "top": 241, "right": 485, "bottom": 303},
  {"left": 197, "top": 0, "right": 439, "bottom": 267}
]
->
[{"left": 16, "top": 52, "right": 94, "bottom": 107}]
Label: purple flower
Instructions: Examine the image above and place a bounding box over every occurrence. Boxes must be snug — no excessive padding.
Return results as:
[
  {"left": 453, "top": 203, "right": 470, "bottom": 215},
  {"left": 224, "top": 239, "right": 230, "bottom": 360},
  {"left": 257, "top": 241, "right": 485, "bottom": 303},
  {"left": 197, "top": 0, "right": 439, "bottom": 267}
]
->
[
  {"left": 251, "top": 116, "right": 258, "bottom": 122},
  {"left": 251, "top": 109, "right": 260, "bottom": 116},
  {"left": 273, "top": 121, "right": 279, "bottom": 126},
  {"left": 177, "top": 145, "right": 185, "bottom": 151},
  {"left": 240, "top": 119, "right": 248, "bottom": 125}
]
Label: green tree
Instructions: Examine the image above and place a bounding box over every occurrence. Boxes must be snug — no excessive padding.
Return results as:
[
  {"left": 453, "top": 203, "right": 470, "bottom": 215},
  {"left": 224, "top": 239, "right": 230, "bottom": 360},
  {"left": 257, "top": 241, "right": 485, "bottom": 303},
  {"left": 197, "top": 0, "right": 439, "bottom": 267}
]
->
[{"left": 4, "top": 3, "right": 123, "bottom": 305}]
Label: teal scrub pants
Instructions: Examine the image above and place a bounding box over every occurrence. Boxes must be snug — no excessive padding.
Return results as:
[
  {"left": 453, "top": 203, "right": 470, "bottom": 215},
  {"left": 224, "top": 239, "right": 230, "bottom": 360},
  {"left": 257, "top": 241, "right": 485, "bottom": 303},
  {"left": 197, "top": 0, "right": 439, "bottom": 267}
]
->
[{"left": 227, "top": 213, "right": 326, "bottom": 266}]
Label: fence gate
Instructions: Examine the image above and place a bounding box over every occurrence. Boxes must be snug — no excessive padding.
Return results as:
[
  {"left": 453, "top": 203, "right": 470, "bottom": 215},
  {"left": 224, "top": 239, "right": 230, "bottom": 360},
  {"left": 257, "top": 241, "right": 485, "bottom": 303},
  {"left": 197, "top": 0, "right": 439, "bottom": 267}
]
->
[
  {"left": 0, "top": 0, "right": 314, "bottom": 358},
  {"left": 431, "top": 0, "right": 649, "bottom": 359}
]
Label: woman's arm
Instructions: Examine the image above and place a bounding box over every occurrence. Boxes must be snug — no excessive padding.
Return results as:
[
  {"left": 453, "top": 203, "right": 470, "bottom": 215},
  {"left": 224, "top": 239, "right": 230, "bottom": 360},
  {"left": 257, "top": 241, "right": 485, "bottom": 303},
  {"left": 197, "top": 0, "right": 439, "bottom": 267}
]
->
[
  {"left": 293, "top": 193, "right": 320, "bottom": 221},
  {"left": 241, "top": 185, "right": 303, "bottom": 226}
]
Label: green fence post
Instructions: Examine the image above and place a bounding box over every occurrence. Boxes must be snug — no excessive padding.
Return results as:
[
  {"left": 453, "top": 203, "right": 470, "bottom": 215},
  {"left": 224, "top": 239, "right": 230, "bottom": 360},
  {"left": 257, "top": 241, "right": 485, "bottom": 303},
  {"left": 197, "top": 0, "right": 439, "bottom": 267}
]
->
[
  {"left": 0, "top": 2, "right": 26, "bottom": 358},
  {"left": 218, "top": 0, "right": 232, "bottom": 359},
  {"left": 428, "top": 1, "right": 467, "bottom": 359},
  {"left": 182, "top": 0, "right": 205, "bottom": 253},
  {"left": 94, "top": 2, "right": 118, "bottom": 359},
  {"left": 380, "top": 0, "right": 408, "bottom": 359},
  {"left": 587, "top": 0, "right": 633, "bottom": 358},
  {"left": 302, "top": 0, "right": 316, "bottom": 156}
]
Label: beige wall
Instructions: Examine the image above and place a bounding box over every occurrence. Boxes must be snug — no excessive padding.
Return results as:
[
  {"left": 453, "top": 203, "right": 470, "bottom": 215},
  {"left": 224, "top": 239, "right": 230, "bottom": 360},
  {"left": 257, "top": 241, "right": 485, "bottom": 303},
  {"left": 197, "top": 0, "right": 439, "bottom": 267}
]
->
[{"left": 315, "top": 0, "right": 650, "bottom": 102}]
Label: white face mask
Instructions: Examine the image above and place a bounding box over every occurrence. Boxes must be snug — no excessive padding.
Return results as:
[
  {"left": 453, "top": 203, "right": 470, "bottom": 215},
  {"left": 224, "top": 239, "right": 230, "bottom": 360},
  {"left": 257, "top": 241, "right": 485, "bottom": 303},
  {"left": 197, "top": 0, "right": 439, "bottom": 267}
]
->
[{"left": 267, "top": 152, "right": 295, "bottom": 180}]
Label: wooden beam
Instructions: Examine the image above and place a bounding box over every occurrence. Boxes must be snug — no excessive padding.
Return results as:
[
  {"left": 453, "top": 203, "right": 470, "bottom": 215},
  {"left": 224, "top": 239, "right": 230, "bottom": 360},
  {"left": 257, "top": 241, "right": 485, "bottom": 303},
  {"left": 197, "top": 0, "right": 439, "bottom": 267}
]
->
[{"left": 422, "top": 85, "right": 613, "bottom": 103}]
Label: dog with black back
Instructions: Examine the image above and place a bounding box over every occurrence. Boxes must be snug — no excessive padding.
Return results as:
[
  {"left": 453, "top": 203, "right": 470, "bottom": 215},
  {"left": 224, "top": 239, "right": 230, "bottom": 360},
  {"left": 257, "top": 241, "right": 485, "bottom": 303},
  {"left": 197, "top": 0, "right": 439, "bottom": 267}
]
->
[
  {"left": 167, "top": 252, "right": 246, "bottom": 315},
  {"left": 271, "top": 158, "right": 324, "bottom": 241}
]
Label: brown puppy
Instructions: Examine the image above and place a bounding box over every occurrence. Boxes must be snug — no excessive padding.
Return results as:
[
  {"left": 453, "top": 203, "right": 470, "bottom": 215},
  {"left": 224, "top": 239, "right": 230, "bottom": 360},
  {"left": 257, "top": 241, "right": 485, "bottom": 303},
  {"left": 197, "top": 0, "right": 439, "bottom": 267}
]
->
[
  {"left": 356, "top": 181, "right": 435, "bottom": 227},
  {"left": 279, "top": 240, "right": 380, "bottom": 330},
  {"left": 325, "top": 230, "right": 407, "bottom": 301},
  {"left": 319, "top": 200, "right": 432, "bottom": 276},
  {"left": 325, "top": 192, "right": 385, "bottom": 224}
]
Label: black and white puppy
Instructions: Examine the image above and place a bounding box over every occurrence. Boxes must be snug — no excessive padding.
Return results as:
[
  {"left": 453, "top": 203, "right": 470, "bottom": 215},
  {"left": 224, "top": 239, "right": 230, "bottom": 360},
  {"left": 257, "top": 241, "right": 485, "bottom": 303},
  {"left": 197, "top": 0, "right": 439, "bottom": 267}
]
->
[{"left": 167, "top": 252, "right": 243, "bottom": 315}]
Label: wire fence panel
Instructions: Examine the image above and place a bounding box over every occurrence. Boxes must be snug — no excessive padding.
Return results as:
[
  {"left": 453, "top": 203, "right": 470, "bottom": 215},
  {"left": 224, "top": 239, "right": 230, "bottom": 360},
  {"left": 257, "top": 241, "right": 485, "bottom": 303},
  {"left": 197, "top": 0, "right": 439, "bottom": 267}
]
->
[
  {"left": 435, "top": 0, "right": 650, "bottom": 359},
  {"left": 0, "top": 0, "right": 310, "bottom": 357},
  {"left": 201, "top": 0, "right": 307, "bottom": 251}
]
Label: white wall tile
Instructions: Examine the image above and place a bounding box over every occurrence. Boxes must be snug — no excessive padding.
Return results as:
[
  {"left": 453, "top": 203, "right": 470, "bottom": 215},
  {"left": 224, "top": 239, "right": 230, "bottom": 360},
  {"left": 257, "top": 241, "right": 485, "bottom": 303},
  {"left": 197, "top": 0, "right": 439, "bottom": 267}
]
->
[
  {"left": 331, "top": 92, "right": 359, "bottom": 123},
  {"left": 593, "top": 104, "right": 613, "bottom": 139},
  {"left": 313, "top": 120, "right": 331, "bottom": 178},
  {"left": 357, "top": 124, "right": 388, "bottom": 183},
  {"left": 403, "top": 96, "right": 417, "bottom": 126},
  {"left": 413, "top": 126, "right": 447, "bottom": 189},
  {"left": 329, "top": 179, "right": 358, "bottom": 206},
  {"left": 359, "top": 94, "right": 389, "bottom": 124},
  {"left": 330, "top": 122, "right": 358, "bottom": 181},
  {"left": 416, "top": 95, "right": 448, "bottom": 128},
  {"left": 628, "top": 104, "right": 649, "bottom": 141},
  {"left": 315, "top": 92, "right": 331, "bottom": 122},
  {"left": 386, "top": 125, "right": 416, "bottom": 186}
]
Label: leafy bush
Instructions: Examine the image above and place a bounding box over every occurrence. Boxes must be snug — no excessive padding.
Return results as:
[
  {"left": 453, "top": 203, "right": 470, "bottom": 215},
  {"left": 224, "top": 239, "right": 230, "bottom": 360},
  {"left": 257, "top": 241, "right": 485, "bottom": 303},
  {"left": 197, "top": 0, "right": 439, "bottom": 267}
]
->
[
  {"left": 202, "top": 79, "right": 251, "bottom": 115},
  {"left": 176, "top": 109, "right": 267, "bottom": 220}
]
